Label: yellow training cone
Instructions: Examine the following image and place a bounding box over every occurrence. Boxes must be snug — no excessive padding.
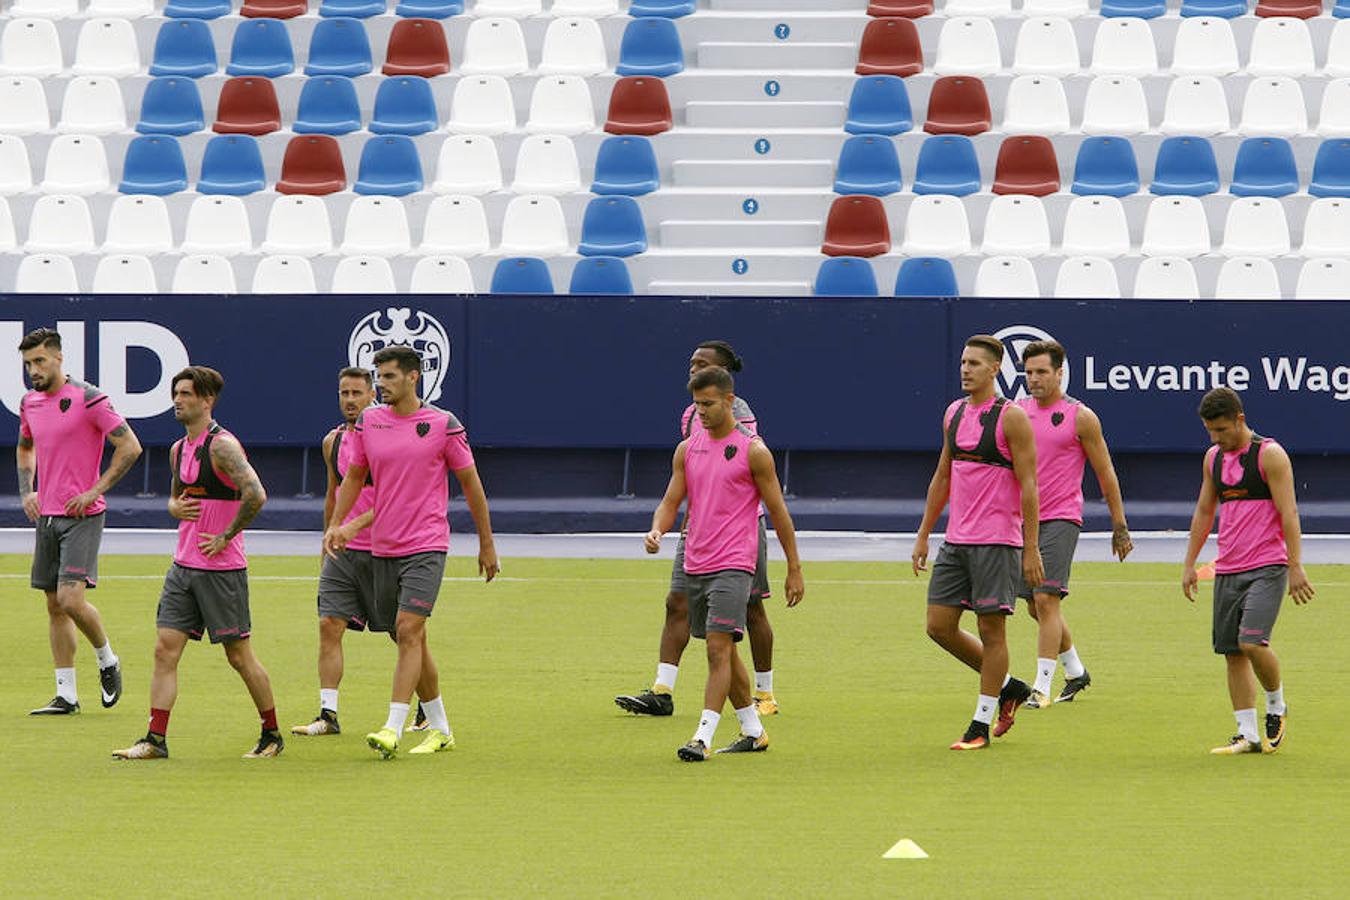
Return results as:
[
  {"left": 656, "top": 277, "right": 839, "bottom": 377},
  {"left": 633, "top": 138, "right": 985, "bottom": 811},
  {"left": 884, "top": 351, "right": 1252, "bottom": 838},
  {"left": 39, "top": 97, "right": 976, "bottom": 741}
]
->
[{"left": 883, "top": 839, "right": 928, "bottom": 859}]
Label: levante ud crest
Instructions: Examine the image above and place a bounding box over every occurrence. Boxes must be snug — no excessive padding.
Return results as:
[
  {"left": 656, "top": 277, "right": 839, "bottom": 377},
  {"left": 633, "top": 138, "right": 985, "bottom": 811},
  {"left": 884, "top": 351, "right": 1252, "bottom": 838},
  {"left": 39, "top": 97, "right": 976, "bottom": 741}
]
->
[{"left": 348, "top": 308, "right": 452, "bottom": 403}]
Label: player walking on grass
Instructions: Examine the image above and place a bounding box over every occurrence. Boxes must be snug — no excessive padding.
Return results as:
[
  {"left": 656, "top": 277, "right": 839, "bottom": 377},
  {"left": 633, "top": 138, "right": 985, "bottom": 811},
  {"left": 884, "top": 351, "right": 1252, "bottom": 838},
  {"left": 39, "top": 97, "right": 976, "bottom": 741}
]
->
[
  {"left": 913, "top": 335, "right": 1042, "bottom": 751},
  {"left": 617, "top": 341, "right": 781, "bottom": 719},
  {"left": 18, "top": 328, "right": 142, "bottom": 716},
  {"left": 644, "top": 366, "right": 804, "bottom": 762},
  {"left": 1182, "top": 388, "right": 1313, "bottom": 756},
  {"left": 113, "top": 367, "right": 282, "bottom": 760},
  {"left": 324, "top": 347, "right": 499, "bottom": 759},
  {"left": 1017, "top": 340, "right": 1133, "bottom": 709}
]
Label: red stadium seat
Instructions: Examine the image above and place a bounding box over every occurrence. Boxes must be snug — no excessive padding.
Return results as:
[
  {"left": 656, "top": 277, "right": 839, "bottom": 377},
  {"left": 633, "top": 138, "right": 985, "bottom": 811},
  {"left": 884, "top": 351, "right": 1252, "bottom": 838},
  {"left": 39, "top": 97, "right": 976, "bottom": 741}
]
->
[
  {"left": 856, "top": 18, "right": 923, "bottom": 78},
  {"left": 240, "top": 0, "right": 307, "bottom": 16},
  {"left": 382, "top": 18, "right": 451, "bottom": 77},
  {"left": 822, "top": 195, "right": 891, "bottom": 257},
  {"left": 867, "top": 0, "right": 934, "bottom": 16},
  {"left": 923, "top": 76, "right": 991, "bottom": 135},
  {"left": 212, "top": 76, "right": 281, "bottom": 136},
  {"left": 992, "top": 135, "right": 1060, "bottom": 196},
  {"left": 1254, "top": 0, "right": 1322, "bottom": 16},
  {"left": 604, "top": 76, "right": 672, "bottom": 135},
  {"left": 277, "top": 135, "right": 346, "bottom": 194}
]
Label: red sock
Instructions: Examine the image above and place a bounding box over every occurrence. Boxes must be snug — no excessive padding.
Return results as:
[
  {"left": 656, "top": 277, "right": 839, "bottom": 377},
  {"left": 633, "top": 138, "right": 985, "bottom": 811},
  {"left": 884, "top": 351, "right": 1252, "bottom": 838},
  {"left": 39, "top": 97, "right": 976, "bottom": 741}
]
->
[
  {"left": 260, "top": 708, "right": 277, "bottom": 731},
  {"left": 149, "top": 707, "right": 170, "bottom": 737}
]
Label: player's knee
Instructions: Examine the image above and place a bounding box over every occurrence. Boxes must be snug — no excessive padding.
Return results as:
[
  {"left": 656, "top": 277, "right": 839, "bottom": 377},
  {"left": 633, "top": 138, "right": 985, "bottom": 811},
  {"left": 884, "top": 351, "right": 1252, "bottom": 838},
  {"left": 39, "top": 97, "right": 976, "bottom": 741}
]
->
[
  {"left": 925, "top": 615, "right": 953, "bottom": 644},
  {"left": 746, "top": 602, "right": 768, "bottom": 627},
  {"left": 1238, "top": 641, "right": 1266, "bottom": 658},
  {"left": 45, "top": 593, "right": 64, "bottom": 617},
  {"left": 319, "top": 617, "right": 347, "bottom": 642},
  {"left": 223, "top": 642, "right": 251, "bottom": 671},
  {"left": 665, "top": 592, "right": 688, "bottom": 618},
  {"left": 395, "top": 618, "right": 424, "bottom": 646},
  {"left": 53, "top": 583, "right": 85, "bottom": 613},
  {"left": 153, "top": 639, "right": 181, "bottom": 668},
  {"left": 976, "top": 616, "right": 1006, "bottom": 644}
]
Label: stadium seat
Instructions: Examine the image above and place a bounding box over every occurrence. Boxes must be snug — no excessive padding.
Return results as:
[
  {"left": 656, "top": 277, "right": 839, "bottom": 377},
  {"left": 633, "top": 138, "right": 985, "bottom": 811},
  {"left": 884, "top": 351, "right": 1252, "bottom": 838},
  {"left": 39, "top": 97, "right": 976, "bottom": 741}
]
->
[
  {"left": 901, "top": 194, "right": 972, "bottom": 255},
  {"left": 199, "top": 134, "right": 266, "bottom": 194},
  {"left": 0, "top": 136, "right": 31, "bottom": 193},
  {"left": 1221, "top": 197, "right": 1291, "bottom": 256},
  {"left": 934, "top": 17, "right": 1002, "bottom": 76},
  {"left": 228, "top": 18, "right": 295, "bottom": 77},
  {"left": 181, "top": 195, "right": 253, "bottom": 255},
  {"left": 1013, "top": 18, "right": 1080, "bottom": 77},
  {"left": 1133, "top": 256, "right": 1199, "bottom": 298},
  {"left": 491, "top": 257, "right": 554, "bottom": 294},
  {"left": 340, "top": 195, "right": 412, "bottom": 256},
  {"left": 1101, "top": 0, "right": 1165, "bottom": 15},
  {"left": 513, "top": 134, "right": 582, "bottom": 194},
  {"left": 72, "top": 18, "right": 140, "bottom": 77},
  {"left": 1180, "top": 0, "right": 1247, "bottom": 16},
  {"left": 1090, "top": 18, "right": 1159, "bottom": 76},
  {"left": 553, "top": 0, "right": 618, "bottom": 14},
  {"left": 1082, "top": 75, "right": 1150, "bottom": 134},
  {"left": 1301, "top": 198, "right": 1350, "bottom": 255},
  {"left": 93, "top": 255, "right": 158, "bottom": 293},
  {"left": 1318, "top": 78, "right": 1350, "bottom": 137},
  {"left": 261, "top": 195, "right": 334, "bottom": 255},
  {"left": 396, "top": 0, "right": 463, "bottom": 17},
  {"left": 165, "top": 0, "right": 231, "bottom": 18},
  {"left": 526, "top": 76, "right": 595, "bottom": 135},
  {"left": 1171, "top": 17, "right": 1238, "bottom": 76},
  {"left": 1249, "top": 18, "right": 1315, "bottom": 77},
  {"left": 150, "top": 20, "right": 217, "bottom": 78},
  {"left": 1026, "top": 0, "right": 1089, "bottom": 13},
  {"left": 305, "top": 19, "right": 373, "bottom": 77},
  {"left": 214, "top": 77, "right": 281, "bottom": 135},
  {"left": 242, "top": 0, "right": 308, "bottom": 16},
  {"left": 866, "top": 0, "right": 933, "bottom": 15},
  {"left": 277, "top": 135, "right": 347, "bottom": 195},
  {"left": 1230, "top": 137, "right": 1299, "bottom": 197},
  {"left": 1054, "top": 257, "right": 1121, "bottom": 299},
  {"left": 913, "top": 135, "right": 980, "bottom": 196},
  {"left": 104, "top": 194, "right": 173, "bottom": 254},
  {"left": 539, "top": 17, "right": 607, "bottom": 76},
  {"left": 591, "top": 135, "right": 659, "bottom": 196},
  {"left": 834, "top": 135, "right": 902, "bottom": 196},
  {"left": 0, "top": 76, "right": 49, "bottom": 135},
  {"left": 844, "top": 76, "right": 914, "bottom": 136},
  {"left": 569, "top": 257, "right": 634, "bottom": 295},
  {"left": 461, "top": 18, "right": 528, "bottom": 76},
  {"left": 617, "top": 18, "right": 684, "bottom": 77},
  {"left": 320, "top": 0, "right": 386, "bottom": 17},
  {"left": 856, "top": 17, "right": 923, "bottom": 78},
  {"left": 814, "top": 257, "right": 879, "bottom": 297},
  {"left": 822, "top": 195, "right": 890, "bottom": 257},
  {"left": 1062, "top": 195, "right": 1131, "bottom": 257},
  {"left": 294, "top": 77, "right": 362, "bottom": 134},
  {"left": 252, "top": 255, "right": 317, "bottom": 293},
  {"left": 1141, "top": 195, "right": 1211, "bottom": 257},
  {"left": 1151, "top": 137, "right": 1219, "bottom": 196},
  {"left": 921, "top": 76, "right": 988, "bottom": 136},
  {"left": 0, "top": 198, "right": 14, "bottom": 250},
  {"left": 12, "top": 0, "right": 77, "bottom": 13},
  {"left": 383, "top": 18, "right": 451, "bottom": 76},
  {"left": 983, "top": 194, "right": 1051, "bottom": 256},
  {"left": 1161, "top": 76, "right": 1229, "bottom": 135},
  {"left": 604, "top": 77, "right": 672, "bottom": 136},
  {"left": 946, "top": 0, "right": 1010, "bottom": 16},
  {"left": 432, "top": 135, "right": 502, "bottom": 193},
  {"left": 354, "top": 135, "right": 424, "bottom": 196},
  {"left": 58, "top": 76, "right": 126, "bottom": 135},
  {"left": 1071, "top": 137, "right": 1140, "bottom": 196},
  {"left": 1310, "top": 140, "right": 1350, "bottom": 197},
  {"left": 371, "top": 76, "right": 439, "bottom": 135},
  {"left": 137, "top": 77, "right": 205, "bottom": 136},
  {"left": 89, "top": 0, "right": 154, "bottom": 15},
  {"left": 476, "top": 0, "right": 542, "bottom": 15},
  {"left": 992, "top": 136, "right": 1059, "bottom": 196},
  {"left": 1238, "top": 77, "right": 1308, "bottom": 137},
  {"left": 1294, "top": 258, "right": 1350, "bottom": 298},
  {"left": 448, "top": 75, "right": 516, "bottom": 134},
  {"left": 41, "top": 135, "right": 110, "bottom": 195},
  {"left": 1002, "top": 75, "right": 1070, "bottom": 135},
  {"left": 1256, "top": 0, "right": 1321, "bottom": 17},
  {"left": 628, "top": 0, "right": 694, "bottom": 15},
  {"left": 1335, "top": 0, "right": 1350, "bottom": 13},
  {"left": 26, "top": 195, "right": 96, "bottom": 253},
  {"left": 172, "top": 255, "right": 237, "bottom": 293},
  {"left": 411, "top": 256, "right": 475, "bottom": 293},
  {"left": 578, "top": 196, "right": 647, "bottom": 257},
  {"left": 119, "top": 135, "right": 188, "bottom": 194},
  {"left": 974, "top": 256, "right": 1039, "bottom": 298},
  {"left": 894, "top": 257, "right": 959, "bottom": 297},
  {"left": 16, "top": 254, "right": 80, "bottom": 293},
  {"left": 420, "top": 194, "right": 490, "bottom": 255},
  {"left": 1214, "top": 257, "right": 1281, "bottom": 299},
  {"left": 500, "top": 194, "right": 571, "bottom": 255}
]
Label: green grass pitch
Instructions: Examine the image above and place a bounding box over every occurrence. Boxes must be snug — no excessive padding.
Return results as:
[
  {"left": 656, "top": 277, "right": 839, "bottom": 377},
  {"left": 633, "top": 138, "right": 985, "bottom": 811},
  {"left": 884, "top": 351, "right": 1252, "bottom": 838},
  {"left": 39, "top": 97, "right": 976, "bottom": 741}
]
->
[{"left": 1, "top": 554, "right": 1346, "bottom": 898}]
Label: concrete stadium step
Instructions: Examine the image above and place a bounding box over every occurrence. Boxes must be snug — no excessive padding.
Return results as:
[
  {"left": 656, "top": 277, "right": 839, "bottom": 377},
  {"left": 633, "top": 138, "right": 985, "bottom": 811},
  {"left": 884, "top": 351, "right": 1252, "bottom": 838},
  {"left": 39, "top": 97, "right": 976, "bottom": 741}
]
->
[
  {"left": 686, "top": 100, "right": 844, "bottom": 129},
  {"left": 680, "top": 14, "right": 869, "bottom": 45},
  {"left": 709, "top": 0, "right": 868, "bottom": 10},
  {"left": 696, "top": 41, "right": 860, "bottom": 71},
  {"left": 672, "top": 159, "right": 834, "bottom": 188},
  {"left": 647, "top": 279, "right": 814, "bottom": 296},
  {"left": 659, "top": 219, "right": 822, "bottom": 248}
]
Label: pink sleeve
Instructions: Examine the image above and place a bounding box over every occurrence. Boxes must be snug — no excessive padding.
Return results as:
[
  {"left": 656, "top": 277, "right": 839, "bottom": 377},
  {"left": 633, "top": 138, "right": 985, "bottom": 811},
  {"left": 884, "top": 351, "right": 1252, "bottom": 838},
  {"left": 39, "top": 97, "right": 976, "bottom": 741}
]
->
[
  {"left": 19, "top": 400, "right": 30, "bottom": 440},
  {"left": 346, "top": 425, "right": 368, "bottom": 469},
  {"left": 88, "top": 395, "right": 126, "bottom": 436},
  {"left": 443, "top": 432, "right": 475, "bottom": 472}
]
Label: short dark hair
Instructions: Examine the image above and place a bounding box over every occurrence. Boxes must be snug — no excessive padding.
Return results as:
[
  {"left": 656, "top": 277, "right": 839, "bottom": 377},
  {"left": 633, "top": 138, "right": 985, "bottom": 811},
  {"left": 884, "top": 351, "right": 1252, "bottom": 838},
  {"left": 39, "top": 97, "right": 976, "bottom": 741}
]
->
[
  {"left": 172, "top": 366, "right": 224, "bottom": 402},
  {"left": 696, "top": 340, "right": 743, "bottom": 372},
  {"left": 371, "top": 346, "right": 421, "bottom": 375},
  {"left": 1199, "top": 387, "right": 1244, "bottom": 421},
  {"left": 688, "top": 366, "right": 734, "bottom": 395},
  {"left": 18, "top": 328, "right": 61, "bottom": 353},
  {"left": 965, "top": 334, "right": 1004, "bottom": 364},
  {"left": 338, "top": 366, "right": 373, "bottom": 385},
  {"left": 1022, "top": 340, "right": 1065, "bottom": 370}
]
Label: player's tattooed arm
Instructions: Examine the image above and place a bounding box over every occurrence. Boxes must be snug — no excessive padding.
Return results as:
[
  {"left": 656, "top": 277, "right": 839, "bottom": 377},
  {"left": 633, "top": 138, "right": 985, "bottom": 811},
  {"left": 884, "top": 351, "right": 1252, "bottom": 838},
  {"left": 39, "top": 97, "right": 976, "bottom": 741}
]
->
[
  {"left": 210, "top": 435, "right": 267, "bottom": 542},
  {"left": 16, "top": 436, "right": 38, "bottom": 522}
]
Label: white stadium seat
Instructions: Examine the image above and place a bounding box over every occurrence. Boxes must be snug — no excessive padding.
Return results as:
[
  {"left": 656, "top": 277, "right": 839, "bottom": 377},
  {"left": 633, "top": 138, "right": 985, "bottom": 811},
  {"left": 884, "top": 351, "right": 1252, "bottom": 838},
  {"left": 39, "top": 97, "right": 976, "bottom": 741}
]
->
[
  {"left": 1002, "top": 75, "right": 1070, "bottom": 135},
  {"left": 525, "top": 76, "right": 595, "bottom": 135},
  {"left": 420, "top": 194, "right": 491, "bottom": 256},
  {"left": 103, "top": 195, "right": 174, "bottom": 255},
  {"left": 26, "top": 194, "right": 95, "bottom": 254},
  {"left": 181, "top": 195, "right": 254, "bottom": 256},
  {"left": 1213, "top": 257, "right": 1281, "bottom": 300},
  {"left": 0, "top": 135, "right": 33, "bottom": 194},
  {"left": 1091, "top": 17, "right": 1158, "bottom": 77},
  {"left": 261, "top": 195, "right": 334, "bottom": 257},
  {"left": 499, "top": 194, "right": 570, "bottom": 255},
  {"left": 1061, "top": 195, "right": 1130, "bottom": 258},
  {"left": 1248, "top": 17, "right": 1315, "bottom": 78},
  {"left": 447, "top": 76, "right": 516, "bottom": 135},
  {"left": 1300, "top": 198, "right": 1350, "bottom": 257},
  {"left": 0, "top": 196, "right": 16, "bottom": 250},
  {"left": 1081, "top": 75, "right": 1150, "bottom": 135},
  {"left": 934, "top": 17, "right": 1002, "bottom": 77},
  {"left": 1294, "top": 258, "right": 1350, "bottom": 299},
  {"left": 16, "top": 254, "right": 80, "bottom": 293},
  {"left": 1141, "top": 195, "right": 1210, "bottom": 258},
  {"left": 1171, "top": 17, "right": 1238, "bottom": 77},
  {"left": 411, "top": 255, "right": 476, "bottom": 293},
  {"left": 974, "top": 256, "right": 1040, "bottom": 298},
  {"left": 341, "top": 195, "right": 413, "bottom": 257},
  {"left": 1, "top": 18, "right": 63, "bottom": 76},
  {"left": 460, "top": 18, "right": 530, "bottom": 76},
  {"left": 982, "top": 194, "right": 1051, "bottom": 257},
  {"left": 172, "top": 255, "right": 238, "bottom": 294},
  {"left": 1161, "top": 76, "right": 1229, "bottom": 136},
  {"left": 1054, "top": 256, "right": 1121, "bottom": 299},
  {"left": 1317, "top": 78, "right": 1350, "bottom": 138},
  {"left": 538, "top": 17, "right": 607, "bottom": 76},
  {"left": 73, "top": 18, "right": 141, "bottom": 78},
  {"left": 1133, "top": 257, "right": 1199, "bottom": 299},
  {"left": 1220, "top": 197, "right": 1290, "bottom": 258},
  {"left": 512, "top": 134, "right": 582, "bottom": 194},
  {"left": 331, "top": 255, "right": 397, "bottom": 294},
  {"left": 1013, "top": 17, "right": 1080, "bottom": 77},
  {"left": 902, "top": 195, "right": 971, "bottom": 256},
  {"left": 58, "top": 76, "right": 127, "bottom": 135},
  {"left": 40, "top": 135, "right": 110, "bottom": 195},
  {"left": 433, "top": 135, "right": 502, "bottom": 194},
  {"left": 1238, "top": 77, "right": 1308, "bottom": 138},
  {"left": 93, "top": 254, "right": 158, "bottom": 292},
  {"left": 0, "top": 76, "right": 51, "bottom": 135},
  {"left": 252, "top": 255, "right": 317, "bottom": 294}
]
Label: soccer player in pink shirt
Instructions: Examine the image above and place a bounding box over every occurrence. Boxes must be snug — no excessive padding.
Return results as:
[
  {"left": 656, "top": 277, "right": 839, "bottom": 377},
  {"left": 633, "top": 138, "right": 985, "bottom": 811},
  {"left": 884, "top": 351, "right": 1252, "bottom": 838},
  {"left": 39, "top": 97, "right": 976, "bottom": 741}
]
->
[
  {"left": 324, "top": 346, "right": 499, "bottom": 759},
  {"left": 645, "top": 366, "right": 804, "bottom": 762},
  {"left": 913, "top": 335, "right": 1042, "bottom": 751},
  {"left": 1017, "top": 340, "right": 1133, "bottom": 709},
  {"left": 1183, "top": 388, "right": 1314, "bottom": 755},
  {"left": 17, "top": 328, "right": 142, "bottom": 717}
]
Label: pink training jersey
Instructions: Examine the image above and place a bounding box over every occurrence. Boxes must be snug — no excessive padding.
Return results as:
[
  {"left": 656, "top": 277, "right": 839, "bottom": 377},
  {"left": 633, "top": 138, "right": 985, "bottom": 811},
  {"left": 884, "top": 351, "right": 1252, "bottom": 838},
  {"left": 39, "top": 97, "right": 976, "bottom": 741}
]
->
[
  {"left": 1018, "top": 395, "right": 1086, "bottom": 525},
  {"left": 19, "top": 379, "right": 126, "bottom": 517},
  {"left": 683, "top": 423, "right": 762, "bottom": 575},
  {"left": 345, "top": 403, "right": 475, "bottom": 558},
  {"left": 331, "top": 424, "right": 375, "bottom": 553},
  {"left": 1208, "top": 437, "right": 1288, "bottom": 575},
  {"left": 944, "top": 396, "right": 1023, "bottom": 547},
  {"left": 173, "top": 423, "right": 248, "bottom": 571}
]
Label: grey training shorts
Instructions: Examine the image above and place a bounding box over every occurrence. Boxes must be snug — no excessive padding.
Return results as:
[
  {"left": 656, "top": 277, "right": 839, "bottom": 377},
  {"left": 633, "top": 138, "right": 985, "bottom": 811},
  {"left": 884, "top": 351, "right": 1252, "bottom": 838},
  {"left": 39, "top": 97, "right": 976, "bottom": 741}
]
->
[
  {"left": 31, "top": 512, "right": 104, "bottom": 591},
  {"left": 685, "top": 568, "right": 753, "bottom": 641},
  {"left": 927, "top": 542, "right": 1021, "bottom": 615},
  {"left": 670, "top": 519, "right": 770, "bottom": 603},
  {"left": 372, "top": 551, "right": 448, "bottom": 623},
  {"left": 156, "top": 562, "right": 252, "bottom": 644},
  {"left": 1213, "top": 564, "right": 1287, "bottom": 655},
  {"left": 1019, "top": 520, "right": 1081, "bottom": 600},
  {"left": 317, "top": 548, "right": 382, "bottom": 632}
]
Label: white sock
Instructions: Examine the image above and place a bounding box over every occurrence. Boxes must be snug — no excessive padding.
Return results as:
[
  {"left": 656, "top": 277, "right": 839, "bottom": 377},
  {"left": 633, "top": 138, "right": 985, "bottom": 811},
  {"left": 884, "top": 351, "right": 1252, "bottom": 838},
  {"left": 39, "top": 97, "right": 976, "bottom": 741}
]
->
[
  {"left": 974, "top": 694, "right": 997, "bottom": 725},
  {"left": 1059, "top": 646, "right": 1086, "bottom": 679},
  {"left": 1235, "top": 708, "right": 1260, "bottom": 744},
  {"left": 734, "top": 703, "right": 764, "bottom": 738},
  {"left": 421, "top": 695, "right": 451, "bottom": 734},
  {"left": 754, "top": 670, "right": 773, "bottom": 693},
  {"left": 1001, "top": 673, "right": 1011, "bottom": 688},
  {"left": 384, "top": 702, "right": 410, "bottom": 737},
  {"left": 55, "top": 668, "right": 77, "bottom": 703},
  {"left": 654, "top": 663, "right": 678, "bottom": 692},
  {"left": 693, "top": 709, "right": 720, "bottom": 746},
  {"left": 1266, "top": 684, "right": 1286, "bottom": 717},
  {"left": 320, "top": 688, "right": 338, "bottom": 714},
  {"left": 1033, "top": 658, "right": 1056, "bottom": 696},
  {"left": 94, "top": 642, "right": 117, "bottom": 668}
]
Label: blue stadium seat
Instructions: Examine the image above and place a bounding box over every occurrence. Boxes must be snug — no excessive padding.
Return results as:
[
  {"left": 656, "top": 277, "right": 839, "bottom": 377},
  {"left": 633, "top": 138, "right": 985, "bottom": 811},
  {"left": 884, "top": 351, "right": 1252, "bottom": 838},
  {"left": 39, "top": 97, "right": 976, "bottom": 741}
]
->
[
  {"left": 354, "top": 135, "right": 424, "bottom": 196},
  {"left": 1310, "top": 139, "right": 1350, "bottom": 198},
  {"left": 136, "top": 77, "right": 206, "bottom": 136},
  {"left": 814, "top": 257, "right": 879, "bottom": 297},
  {"left": 629, "top": 0, "right": 695, "bottom": 16},
  {"left": 165, "top": 0, "right": 232, "bottom": 18},
  {"left": 304, "top": 18, "right": 374, "bottom": 77},
  {"left": 492, "top": 257, "right": 555, "bottom": 294},
  {"left": 293, "top": 77, "right": 363, "bottom": 134},
  {"left": 1337, "top": 0, "right": 1350, "bottom": 15},
  {"left": 150, "top": 20, "right": 217, "bottom": 78},
  {"left": 578, "top": 196, "right": 648, "bottom": 258},
  {"left": 227, "top": 19, "right": 295, "bottom": 77},
  {"left": 615, "top": 18, "right": 684, "bottom": 78},
  {"left": 320, "top": 0, "right": 386, "bottom": 16},
  {"left": 591, "top": 136, "right": 660, "bottom": 196},
  {"left": 834, "top": 134, "right": 902, "bottom": 196},
  {"left": 894, "top": 257, "right": 959, "bottom": 297},
  {"left": 569, "top": 257, "right": 634, "bottom": 295},
  {"left": 395, "top": 0, "right": 463, "bottom": 16},
  {"left": 1150, "top": 136, "right": 1219, "bottom": 196},
  {"left": 370, "top": 76, "right": 439, "bottom": 136},
  {"left": 198, "top": 134, "right": 266, "bottom": 195},
  {"left": 1071, "top": 137, "right": 1140, "bottom": 197},
  {"left": 845, "top": 76, "right": 913, "bottom": 136},
  {"left": 1231, "top": 137, "right": 1299, "bottom": 198},
  {"left": 1180, "top": 0, "right": 1247, "bottom": 15},
  {"left": 912, "top": 135, "right": 980, "bottom": 196},
  {"left": 1100, "top": 0, "right": 1166, "bottom": 16},
  {"left": 119, "top": 136, "right": 189, "bottom": 195}
]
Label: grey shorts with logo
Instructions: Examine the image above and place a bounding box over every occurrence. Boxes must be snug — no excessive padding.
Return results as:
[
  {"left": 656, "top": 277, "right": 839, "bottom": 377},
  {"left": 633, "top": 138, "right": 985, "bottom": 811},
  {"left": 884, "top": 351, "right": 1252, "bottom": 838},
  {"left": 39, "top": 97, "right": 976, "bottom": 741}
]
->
[
  {"left": 373, "top": 551, "right": 448, "bottom": 624},
  {"left": 927, "top": 542, "right": 1021, "bottom": 615},
  {"left": 317, "top": 548, "right": 382, "bottom": 632},
  {"left": 685, "top": 569, "right": 753, "bottom": 641},
  {"left": 156, "top": 562, "right": 252, "bottom": 644},
  {"left": 1018, "top": 520, "right": 1081, "bottom": 599},
  {"left": 1213, "top": 564, "right": 1287, "bottom": 655},
  {"left": 669, "top": 519, "right": 770, "bottom": 603},
  {"left": 31, "top": 512, "right": 104, "bottom": 591}
]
